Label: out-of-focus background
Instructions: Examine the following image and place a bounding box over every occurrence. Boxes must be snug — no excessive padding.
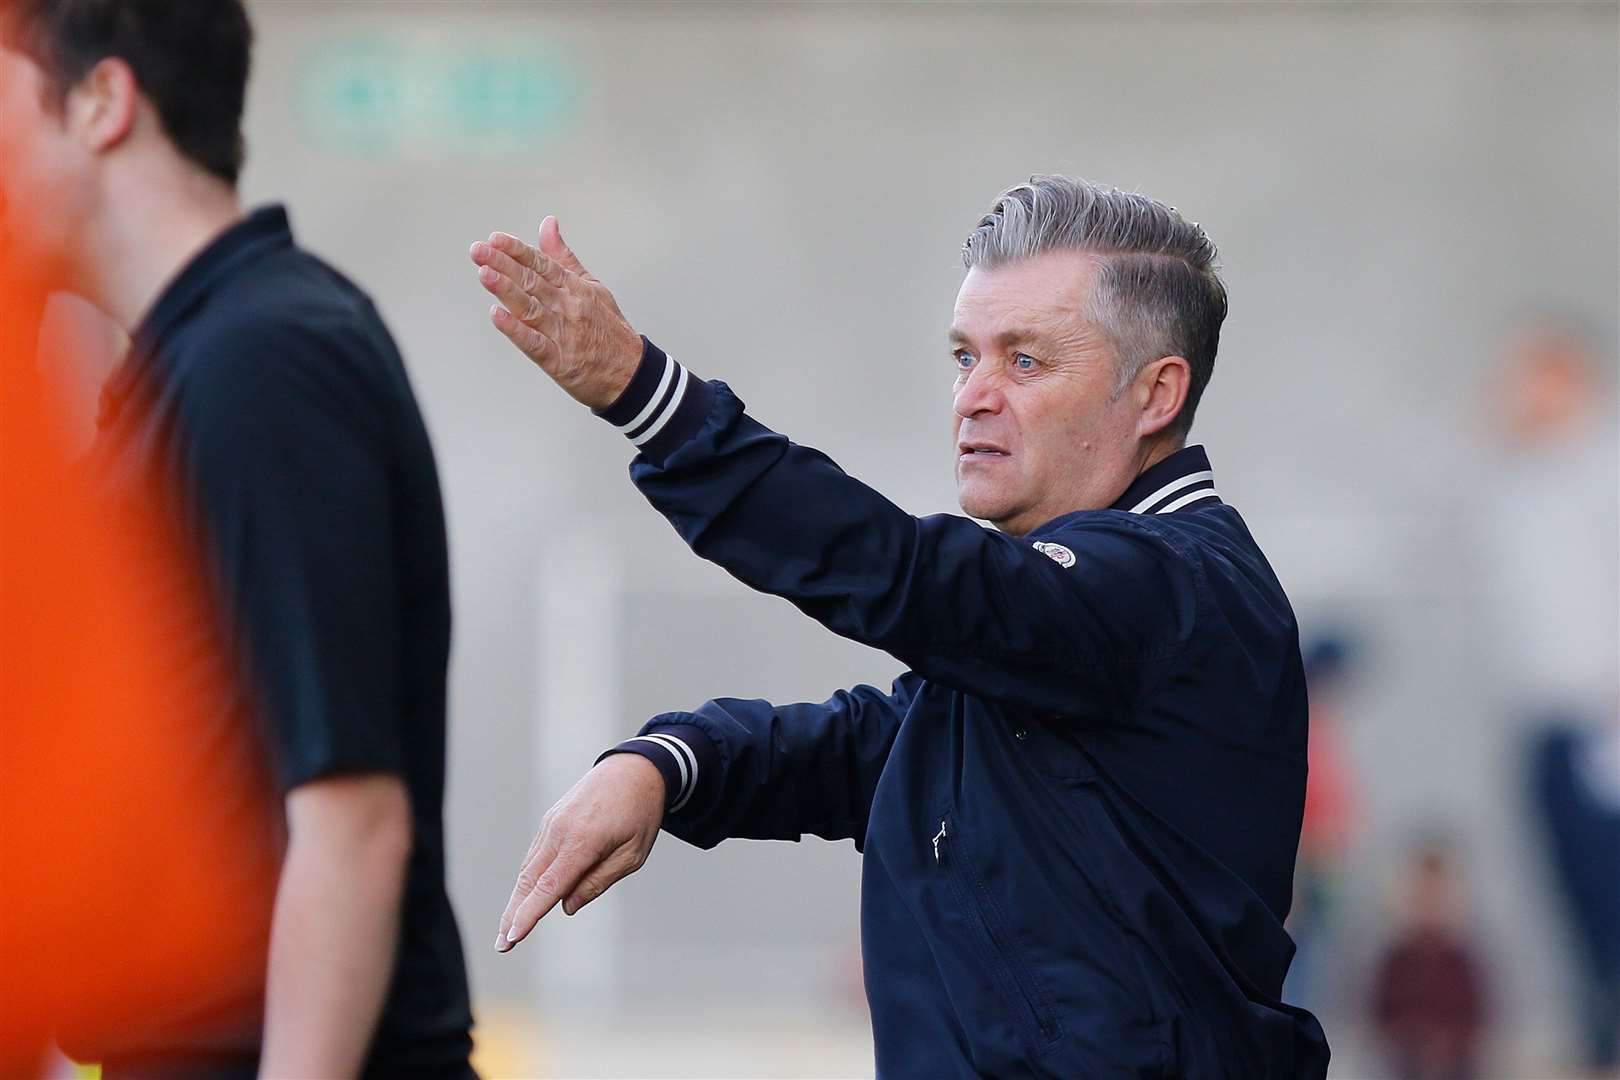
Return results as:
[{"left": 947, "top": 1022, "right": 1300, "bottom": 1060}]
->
[{"left": 41, "top": 2, "right": 1618, "bottom": 1076}]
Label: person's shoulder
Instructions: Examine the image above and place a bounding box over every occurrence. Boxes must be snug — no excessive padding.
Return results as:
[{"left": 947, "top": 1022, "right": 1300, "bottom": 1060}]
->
[
  {"left": 211, "top": 244, "right": 390, "bottom": 350},
  {"left": 1034, "top": 504, "right": 1296, "bottom": 610},
  {"left": 1132, "top": 501, "right": 1303, "bottom": 629},
  {"left": 1014, "top": 512, "right": 1207, "bottom": 605},
  {"left": 1032, "top": 508, "right": 1202, "bottom": 565},
  {"left": 174, "top": 251, "right": 401, "bottom": 398},
  {"left": 166, "top": 298, "right": 402, "bottom": 450},
  {"left": 1094, "top": 498, "right": 1276, "bottom": 569}
]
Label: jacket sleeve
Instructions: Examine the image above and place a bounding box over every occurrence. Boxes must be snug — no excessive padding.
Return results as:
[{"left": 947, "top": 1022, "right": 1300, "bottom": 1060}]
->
[
  {"left": 599, "top": 673, "right": 920, "bottom": 850},
  {"left": 595, "top": 339, "right": 1199, "bottom": 716}
]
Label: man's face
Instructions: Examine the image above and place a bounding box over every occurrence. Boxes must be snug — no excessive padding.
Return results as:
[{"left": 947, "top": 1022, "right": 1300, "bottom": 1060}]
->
[
  {"left": 0, "top": 43, "right": 91, "bottom": 288},
  {"left": 950, "top": 251, "right": 1142, "bottom": 535}
]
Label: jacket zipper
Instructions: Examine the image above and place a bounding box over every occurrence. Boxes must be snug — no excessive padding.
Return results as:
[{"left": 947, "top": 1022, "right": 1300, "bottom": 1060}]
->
[{"left": 934, "top": 814, "right": 1059, "bottom": 1045}]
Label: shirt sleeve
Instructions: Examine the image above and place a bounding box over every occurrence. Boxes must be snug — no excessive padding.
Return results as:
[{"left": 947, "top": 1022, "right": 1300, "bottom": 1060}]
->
[
  {"left": 596, "top": 340, "right": 1200, "bottom": 716},
  {"left": 174, "top": 322, "right": 405, "bottom": 791},
  {"left": 597, "top": 674, "right": 920, "bottom": 851}
]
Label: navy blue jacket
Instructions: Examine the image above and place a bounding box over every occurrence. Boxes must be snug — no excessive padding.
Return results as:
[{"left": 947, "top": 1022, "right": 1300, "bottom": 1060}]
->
[{"left": 601, "top": 339, "right": 1330, "bottom": 1078}]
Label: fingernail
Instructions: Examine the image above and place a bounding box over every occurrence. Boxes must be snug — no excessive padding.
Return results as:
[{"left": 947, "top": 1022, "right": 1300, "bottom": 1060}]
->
[
  {"left": 506, "top": 925, "right": 521, "bottom": 942},
  {"left": 472, "top": 241, "right": 488, "bottom": 259},
  {"left": 479, "top": 265, "right": 496, "bottom": 282},
  {"left": 494, "top": 932, "right": 509, "bottom": 952}
]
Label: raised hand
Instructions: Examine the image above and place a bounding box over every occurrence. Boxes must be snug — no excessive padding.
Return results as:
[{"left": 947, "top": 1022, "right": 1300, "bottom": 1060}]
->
[
  {"left": 470, "top": 216, "right": 643, "bottom": 409},
  {"left": 495, "top": 752, "right": 667, "bottom": 953}
]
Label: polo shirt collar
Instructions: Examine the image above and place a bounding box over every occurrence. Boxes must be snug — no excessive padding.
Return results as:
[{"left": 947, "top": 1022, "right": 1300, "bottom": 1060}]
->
[
  {"left": 100, "top": 206, "right": 293, "bottom": 428},
  {"left": 129, "top": 204, "right": 294, "bottom": 357},
  {"left": 1109, "top": 444, "right": 1222, "bottom": 514}
]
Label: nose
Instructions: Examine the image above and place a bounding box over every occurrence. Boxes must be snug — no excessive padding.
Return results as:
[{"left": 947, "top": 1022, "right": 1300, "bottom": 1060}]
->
[{"left": 953, "top": 361, "right": 1004, "bottom": 420}]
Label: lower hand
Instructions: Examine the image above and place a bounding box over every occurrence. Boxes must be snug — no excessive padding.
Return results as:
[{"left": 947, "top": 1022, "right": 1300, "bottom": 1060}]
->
[
  {"left": 470, "top": 217, "right": 643, "bottom": 410},
  {"left": 496, "top": 753, "right": 666, "bottom": 952}
]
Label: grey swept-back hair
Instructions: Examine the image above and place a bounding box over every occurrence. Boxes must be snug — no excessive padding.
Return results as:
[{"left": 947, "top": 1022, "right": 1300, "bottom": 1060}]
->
[{"left": 962, "top": 175, "right": 1227, "bottom": 438}]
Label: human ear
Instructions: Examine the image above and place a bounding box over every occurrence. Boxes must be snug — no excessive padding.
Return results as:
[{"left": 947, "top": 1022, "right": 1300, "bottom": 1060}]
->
[
  {"left": 1136, "top": 355, "right": 1191, "bottom": 439},
  {"left": 67, "top": 57, "right": 138, "bottom": 154}
]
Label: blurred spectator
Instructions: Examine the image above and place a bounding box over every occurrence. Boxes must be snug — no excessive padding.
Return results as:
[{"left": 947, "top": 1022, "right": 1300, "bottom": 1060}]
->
[
  {"left": 1284, "top": 632, "right": 1362, "bottom": 1015},
  {"left": 1531, "top": 720, "right": 1620, "bottom": 1076},
  {"left": 1482, "top": 320, "right": 1619, "bottom": 1074},
  {"left": 1484, "top": 321, "right": 1618, "bottom": 725},
  {"left": 1371, "top": 843, "right": 1493, "bottom": 1080}
]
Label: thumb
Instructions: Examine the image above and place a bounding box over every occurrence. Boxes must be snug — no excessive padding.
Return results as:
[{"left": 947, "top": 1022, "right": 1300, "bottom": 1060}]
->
[{"left": 538, "top": 215, "right": 587, "bottom": 276}]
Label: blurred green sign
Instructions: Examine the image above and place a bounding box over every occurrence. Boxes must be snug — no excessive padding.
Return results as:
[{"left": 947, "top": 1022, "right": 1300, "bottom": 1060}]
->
[{"left": 297, "top": 40, "right": 579, "bottom": 155}]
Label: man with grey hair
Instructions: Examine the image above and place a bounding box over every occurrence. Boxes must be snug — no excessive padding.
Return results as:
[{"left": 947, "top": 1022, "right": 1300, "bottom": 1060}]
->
[{"left": 471, "top": 176, "right": 1330, "bottom": 1077}]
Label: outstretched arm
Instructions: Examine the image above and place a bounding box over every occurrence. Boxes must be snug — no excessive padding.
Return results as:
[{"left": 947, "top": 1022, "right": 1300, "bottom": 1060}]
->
[
  {"left": 605, "top": 676, "right": 920, "bottom": 850},
  {"left": 470, "top": 223, "right": 1196, "bottom": 715},
  {"left": 496, "top": 676, "right": 915, "bottom": 952}
]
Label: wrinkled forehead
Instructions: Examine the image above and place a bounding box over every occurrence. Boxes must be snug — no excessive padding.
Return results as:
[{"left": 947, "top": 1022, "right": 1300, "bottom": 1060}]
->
[{"left": 950, "top": 250, "right": 1104, "bottom": 346}]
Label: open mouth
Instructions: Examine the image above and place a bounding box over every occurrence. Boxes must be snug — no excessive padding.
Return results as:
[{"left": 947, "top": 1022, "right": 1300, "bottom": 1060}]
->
[{"left": 958, "top": 445, "right": 1008, "bottom": 457}]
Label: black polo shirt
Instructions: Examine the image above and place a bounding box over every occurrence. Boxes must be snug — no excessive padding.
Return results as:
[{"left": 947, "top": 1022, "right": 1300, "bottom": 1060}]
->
[{"left": 92, "top": 206, "right": 473, "bottom": 1077}]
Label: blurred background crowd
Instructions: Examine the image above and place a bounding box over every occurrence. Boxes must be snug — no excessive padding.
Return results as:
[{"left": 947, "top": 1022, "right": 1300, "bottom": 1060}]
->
[{"left": 14, "top": 2, "right": 1619, "bottom": 1076}]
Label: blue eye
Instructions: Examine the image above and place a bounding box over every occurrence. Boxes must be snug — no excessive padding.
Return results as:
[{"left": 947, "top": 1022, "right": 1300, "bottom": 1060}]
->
[
  {"left": 954, "top": 350, "right": 976, "bottom": 370},
  {"left": 1015, "top": 353, "right": 1036, "bottom": 370}
]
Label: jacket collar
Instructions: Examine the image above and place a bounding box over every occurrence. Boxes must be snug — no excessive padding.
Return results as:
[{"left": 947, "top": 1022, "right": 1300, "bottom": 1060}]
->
[{"left": 1109, "top": 444, "right": 1222, "bottom": 514}]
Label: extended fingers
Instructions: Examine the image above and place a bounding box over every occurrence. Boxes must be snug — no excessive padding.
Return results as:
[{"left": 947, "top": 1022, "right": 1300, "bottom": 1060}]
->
[
  {"left": 487, "top": 231, "right": 570, "bottom": 289},
  {"left": 471, "top": 243, "right": 554, "bottom": 303},
  {"left": 489, "top": 304, "right": 557, "bottom": 368},
  {"left": 473, "top": 255, "right": 556, "bottom": 330},
  {"left": 498, "top": 826, "right": 560, "bottom": 951},
  {"left": 504, "top": 846, "right": 599, "bottom": 949}
]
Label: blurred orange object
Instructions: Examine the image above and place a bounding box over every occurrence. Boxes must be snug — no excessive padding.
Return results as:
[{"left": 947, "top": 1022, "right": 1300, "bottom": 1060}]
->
[{"left": 0, "top": 253, "right": 278, "bottom": 1068}]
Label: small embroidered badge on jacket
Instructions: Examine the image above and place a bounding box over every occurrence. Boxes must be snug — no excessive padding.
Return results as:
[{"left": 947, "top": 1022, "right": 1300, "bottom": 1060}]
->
[{"left": 1032, "top": 541, "right": 1076, "bottom": 568}]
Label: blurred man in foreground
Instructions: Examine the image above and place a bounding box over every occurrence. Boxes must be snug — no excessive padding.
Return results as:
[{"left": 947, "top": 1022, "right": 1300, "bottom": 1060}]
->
[
  {"left": 476, "top": 177, "right": 1330, "bottom": 1077},
  {"left": 0, "top": 2, "right": 473, "bottom": 1074},
  {"left": 0, "top": 194, "right": 281, "bottom": 1077}
]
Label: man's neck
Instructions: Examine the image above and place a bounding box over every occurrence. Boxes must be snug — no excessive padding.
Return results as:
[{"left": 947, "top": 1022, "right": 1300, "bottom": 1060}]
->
[
  {"left": 1132, "top": 436, "right": 1185, "bottom": 483},
  {"left": 77, "top": 168, "right": 243, "bottom": 332},
  {"left": 994, "top": 437, "right": 1192, "bottom": 536}
]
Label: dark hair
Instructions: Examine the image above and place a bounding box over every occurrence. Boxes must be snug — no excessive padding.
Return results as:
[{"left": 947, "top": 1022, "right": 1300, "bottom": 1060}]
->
[
  {"left": 964, "top": 176, "right": 1228, "bottom": 439},
  {"left": 3, "top": 0, "right": 252, "bottom": 185}
]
